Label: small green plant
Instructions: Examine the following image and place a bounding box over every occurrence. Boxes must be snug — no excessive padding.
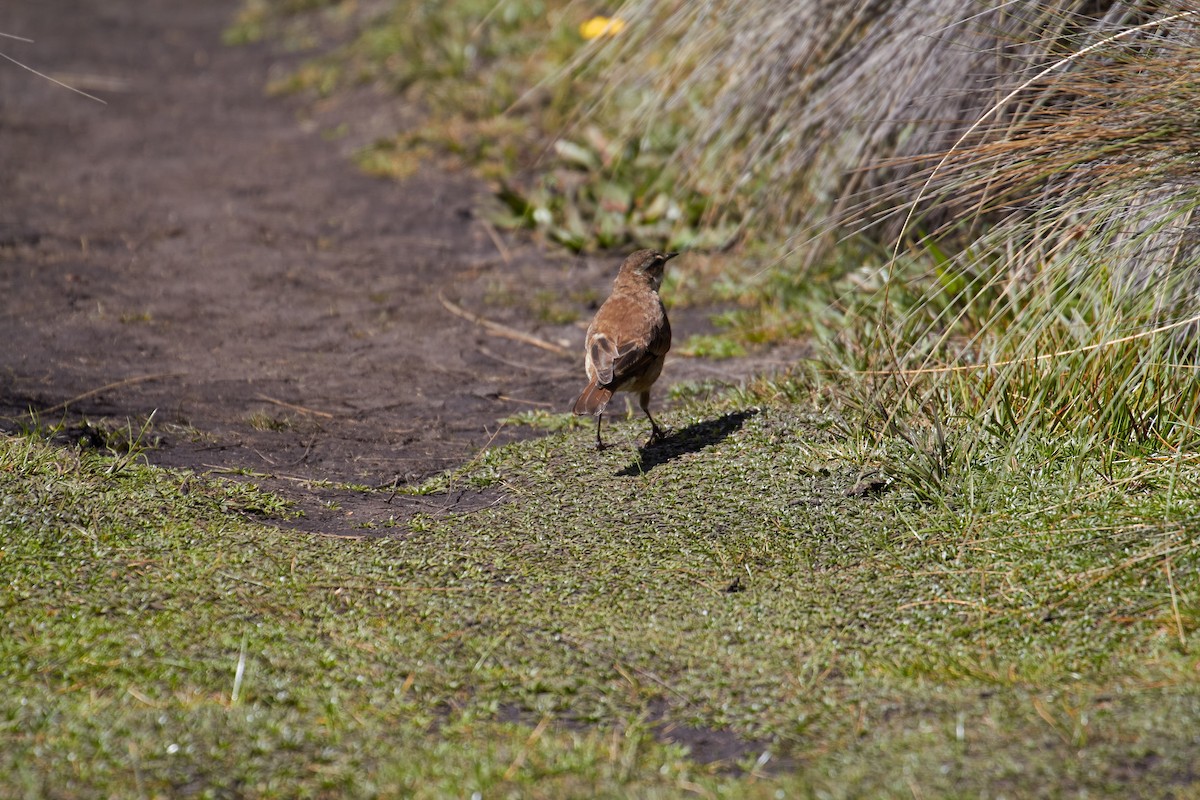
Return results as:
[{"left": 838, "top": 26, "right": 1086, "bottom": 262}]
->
[
  {"left": 246, "top": 411, "right": 295, "bottom": 432},
  {"left": 498, "top": 409, "right": 584, "bottom": 431},
  {"left": 677, "top": 333, "right": 746, "bottom": 359},
  {"left": 492, "top": 125, "right": 741, "bottom": 252},
  {"left": 529, "top": 289, "right": 579, "bottom": 324},
  {"left": 100, "top": 410, "right": 159, "bottom": 477}
]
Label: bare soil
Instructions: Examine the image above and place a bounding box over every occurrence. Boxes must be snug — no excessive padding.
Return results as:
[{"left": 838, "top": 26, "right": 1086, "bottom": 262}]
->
[{"left": 0, "top": 0, "right": 792, "bottom": 531}]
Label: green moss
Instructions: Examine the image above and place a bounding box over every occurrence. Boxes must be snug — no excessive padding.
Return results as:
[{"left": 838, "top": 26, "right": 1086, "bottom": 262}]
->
[{"left": 7, "top": 365, "right": 1198, "bottom": 795}]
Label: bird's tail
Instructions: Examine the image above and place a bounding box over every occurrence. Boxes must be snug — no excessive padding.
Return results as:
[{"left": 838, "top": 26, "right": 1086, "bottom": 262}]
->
[{"left": 572, "top": 381, "right": 612, "bottom": 416}]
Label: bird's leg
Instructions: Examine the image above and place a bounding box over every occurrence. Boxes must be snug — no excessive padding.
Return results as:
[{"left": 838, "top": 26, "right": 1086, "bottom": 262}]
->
[
  {"left": 595, "top": 413, "right": 606, "bottom": 451},
  {"left": 640, "top": 391, "right": 665, "bottom": 445}
]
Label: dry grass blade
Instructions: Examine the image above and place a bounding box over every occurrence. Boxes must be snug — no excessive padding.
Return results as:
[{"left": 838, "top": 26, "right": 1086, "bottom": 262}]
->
[
  {"left": 254, "top": 394, "right": 335, "bottom": 419},
  {"left": 890, "top": 7, "right": 1200, "bottom": 264},
  {"left": 0, "top": 48, "right": 107, "bottom": 103},
  {"left": 438, "top": 291, "right": 572, "bottom": 357},
  {"left": 38, "top": 373, "right": 182, "bottom": 415}
]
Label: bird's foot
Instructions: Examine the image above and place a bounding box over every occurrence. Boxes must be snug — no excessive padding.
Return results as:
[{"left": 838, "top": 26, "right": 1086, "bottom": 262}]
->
[{"left": 644, "top": 427, "right": 667, "bottom": 448}]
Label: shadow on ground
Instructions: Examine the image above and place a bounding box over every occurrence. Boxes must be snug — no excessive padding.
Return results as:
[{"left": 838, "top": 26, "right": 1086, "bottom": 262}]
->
[{"left": 617, "top": 409, "right": 759, "bottom": 476}]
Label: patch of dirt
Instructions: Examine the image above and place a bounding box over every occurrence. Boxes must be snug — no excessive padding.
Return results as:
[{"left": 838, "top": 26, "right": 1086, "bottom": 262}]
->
[{"left": 0, "top": 0, "right": 799, "bottom": 529}]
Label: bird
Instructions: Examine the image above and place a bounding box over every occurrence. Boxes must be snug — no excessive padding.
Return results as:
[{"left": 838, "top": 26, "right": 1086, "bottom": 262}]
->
[{"left": 572, "top": 249, "right": 678, "bottom": 450}]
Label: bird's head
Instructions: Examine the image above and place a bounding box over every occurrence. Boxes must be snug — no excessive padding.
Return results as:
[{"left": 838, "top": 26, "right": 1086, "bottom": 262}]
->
[{"left": 619, "top": 249, "right": 678, "bottom": 291}]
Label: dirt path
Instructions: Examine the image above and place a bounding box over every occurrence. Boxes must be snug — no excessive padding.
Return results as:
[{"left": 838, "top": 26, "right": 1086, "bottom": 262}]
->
[{"left": 0, "top": 1, "right": 790, "bottom": 530}]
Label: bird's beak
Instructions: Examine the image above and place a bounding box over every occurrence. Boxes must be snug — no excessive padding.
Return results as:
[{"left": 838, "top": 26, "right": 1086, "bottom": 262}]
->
[{"left": 663, "top": 252, "right": 680, "bottom": 261}]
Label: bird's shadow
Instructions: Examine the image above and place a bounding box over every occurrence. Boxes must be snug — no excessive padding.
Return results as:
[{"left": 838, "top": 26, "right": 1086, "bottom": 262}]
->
[{"left": 617, "top": 409, "right": 759, "bottom": 476}]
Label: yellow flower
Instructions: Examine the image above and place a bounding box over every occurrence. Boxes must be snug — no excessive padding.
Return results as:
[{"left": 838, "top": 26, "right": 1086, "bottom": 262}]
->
[{"left": 579, "top": 15, "right": 626, "bottom": 40}]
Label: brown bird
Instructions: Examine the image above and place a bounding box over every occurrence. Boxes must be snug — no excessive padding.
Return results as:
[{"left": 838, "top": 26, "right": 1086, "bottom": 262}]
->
[{"left": 572, "top": 249, "right": 678, "bottom": 450}]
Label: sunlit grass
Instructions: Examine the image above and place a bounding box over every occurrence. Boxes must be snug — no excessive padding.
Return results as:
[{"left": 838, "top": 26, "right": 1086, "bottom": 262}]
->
[{"left": 5, "top": 368, "right": 1199, "bottom": 795}]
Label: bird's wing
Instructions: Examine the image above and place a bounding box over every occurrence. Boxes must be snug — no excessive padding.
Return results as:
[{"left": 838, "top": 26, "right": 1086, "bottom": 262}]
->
[
  {"left": 646, "top": 306, "right": 670, "bottom": 357},
  {"left": 589, "top": 333, "right": 618, "bottom": 385},
  {"left": 610, "top": 337, "right": 661, "bottom": 386}
]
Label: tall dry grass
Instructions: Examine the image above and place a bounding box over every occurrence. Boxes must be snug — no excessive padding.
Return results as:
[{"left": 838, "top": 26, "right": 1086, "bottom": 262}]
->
[
  {"left": 572, "top": 0, "right": 1200, "bottom": 459},
  {"left": 807, "top": 1, "right": 1200, "bottom": 479},
  {"left": 577, "top": 0, "right": 1147, "bottom": 256}
]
